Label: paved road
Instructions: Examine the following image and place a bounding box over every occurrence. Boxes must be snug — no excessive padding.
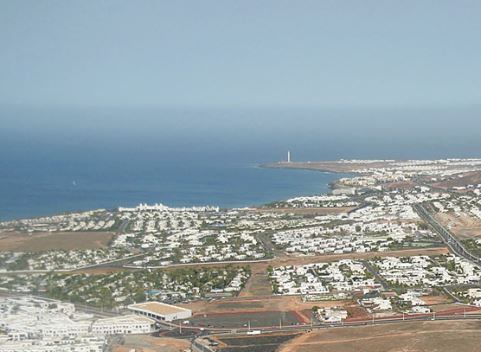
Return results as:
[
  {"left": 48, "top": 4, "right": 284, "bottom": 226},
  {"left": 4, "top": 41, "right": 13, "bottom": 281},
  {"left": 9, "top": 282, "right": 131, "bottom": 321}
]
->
[
  {"left": 191, "top": 309, "right": 481, "bottom": 350},
  {"left": 414, "top": 203, "right": 481, "bottom": 265},
  {"left": 363, "top": 260, "right": 389, "bottom": 290},
  {"left": 118, "top": 219, "right": 130, "bottom": 233},
  {"left": 163, "top": 302, "right": 481, "bottom": 335},
  {"left": 0, "top": 253, "right": 146, "bottom": 275},
  {"left": 255, "top": 231, "right": 283, "bottom": 257}
]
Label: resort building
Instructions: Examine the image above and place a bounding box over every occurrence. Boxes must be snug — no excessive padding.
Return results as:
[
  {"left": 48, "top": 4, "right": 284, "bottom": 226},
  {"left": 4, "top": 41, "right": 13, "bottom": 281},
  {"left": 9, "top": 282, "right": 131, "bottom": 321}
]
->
[{"left": 128, "top": 302, "right": 192, "bottom": 322}]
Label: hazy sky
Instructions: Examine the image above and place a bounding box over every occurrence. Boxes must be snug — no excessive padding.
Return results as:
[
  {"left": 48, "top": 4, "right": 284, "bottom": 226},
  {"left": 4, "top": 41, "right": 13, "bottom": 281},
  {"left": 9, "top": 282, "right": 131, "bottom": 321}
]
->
[{"left": 1, "top": 0, "right": 481, "bottom": 108}]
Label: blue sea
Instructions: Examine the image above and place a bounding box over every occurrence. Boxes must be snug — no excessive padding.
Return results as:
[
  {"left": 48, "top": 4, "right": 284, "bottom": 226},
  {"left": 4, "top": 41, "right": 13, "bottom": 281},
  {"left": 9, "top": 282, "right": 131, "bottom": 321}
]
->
[
  {"left": 1, "top": 106, "right": 481, "bottom": 221},
  {"left": 0, "top": 159, "right": 344, "bottom": 221}
]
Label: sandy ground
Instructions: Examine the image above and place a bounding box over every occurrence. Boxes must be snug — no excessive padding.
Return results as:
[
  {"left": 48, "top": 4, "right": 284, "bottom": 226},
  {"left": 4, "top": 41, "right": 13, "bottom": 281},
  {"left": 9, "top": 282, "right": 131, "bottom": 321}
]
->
[
  {"left": 433, "top": 170, "right": 481, "bottom": 189},
  {"left": 429, "top": 303, "right": 468, "bottom": 313},
  {"left": 179, "top": 295, "right": 347, "bottom": 315},
  {"left": 0, "top": 231, "right": 114, "bottom": 251},
  {"left": 278, "top": 320, "right": 481, "bottom": 352},
  {"left": 421, "top": 295, "right": 452, "bottom": 305},
  {"left": 435, "top": 212, "right": 481, "bottom": 239},
  {"left": 111, "top": 335, "right": 190, "bottom": 352},
  {"left": 238, "top": 268, "right": 272, "bottom": 297}
]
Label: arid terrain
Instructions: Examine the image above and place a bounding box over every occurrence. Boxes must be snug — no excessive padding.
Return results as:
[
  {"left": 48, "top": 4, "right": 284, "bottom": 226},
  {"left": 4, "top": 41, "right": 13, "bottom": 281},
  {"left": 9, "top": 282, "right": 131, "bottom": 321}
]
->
[
  {"left": 112, "top": 335, "right": 190, "bottom": 352},
  {"left": 0, "top": 231, "right": 114, "bottom": 251},
  {"left": 435, "top": 212, "right": 481, "bottom": 240},
  {"left": 180, "top": 295, "right": 340, "bottom": 315},
  {"left": 433, "top": 170, "right": 481, "bottom": 190},
  {"left": 278, "top": 320, "right": 481, "bottom": 352}
]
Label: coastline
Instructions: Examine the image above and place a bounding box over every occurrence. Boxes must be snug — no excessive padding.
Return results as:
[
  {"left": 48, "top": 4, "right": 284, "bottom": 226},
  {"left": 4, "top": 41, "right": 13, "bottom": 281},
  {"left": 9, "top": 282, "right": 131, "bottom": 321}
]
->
[
  {"left": 259, "top": 161, "right": 361, "bottom": 191},
  {"left": 260, "top": 160, "right": 389, "bottom": 173},
  {"left": 1, "top": 163, "right": 346, "bottom": 222}
]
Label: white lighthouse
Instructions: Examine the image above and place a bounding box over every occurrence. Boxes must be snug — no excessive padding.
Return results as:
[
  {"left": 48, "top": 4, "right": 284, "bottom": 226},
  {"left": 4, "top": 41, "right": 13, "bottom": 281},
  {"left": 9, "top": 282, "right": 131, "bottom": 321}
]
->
[{"left": 287, "top": 150, "right": 291, "bottom": 163}]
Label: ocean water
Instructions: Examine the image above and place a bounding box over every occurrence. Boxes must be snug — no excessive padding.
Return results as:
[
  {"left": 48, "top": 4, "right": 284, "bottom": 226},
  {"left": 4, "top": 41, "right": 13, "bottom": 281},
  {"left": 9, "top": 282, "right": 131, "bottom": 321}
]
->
[
  {"left": 0, "top": 158, "right": 344, "bottom": 221},
  {"left": 2, "top": 106, "right": 481, "bottom": 221}
]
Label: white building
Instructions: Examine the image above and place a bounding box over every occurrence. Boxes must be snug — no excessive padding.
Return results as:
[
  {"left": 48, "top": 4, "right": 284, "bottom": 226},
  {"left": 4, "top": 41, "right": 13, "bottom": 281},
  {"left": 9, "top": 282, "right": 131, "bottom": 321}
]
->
[
  {"left": 91, "top": 315, "right": 155, "bottom": 335},
  {"left": 128, "top": 302, "right": 192, "bottom": 322},
  {"left": 332, "top": 187, "right": 356, "bottom": 196}
]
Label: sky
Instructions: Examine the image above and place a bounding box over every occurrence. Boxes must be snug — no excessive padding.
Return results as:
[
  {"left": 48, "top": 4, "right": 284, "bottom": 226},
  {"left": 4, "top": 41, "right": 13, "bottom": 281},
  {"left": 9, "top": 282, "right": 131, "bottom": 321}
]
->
[
  {"left": 2, "top": 1, "right": 481, "bottom": 219},
  {"left": 1, "top": 0, "right": 481, "bottom": 109}
]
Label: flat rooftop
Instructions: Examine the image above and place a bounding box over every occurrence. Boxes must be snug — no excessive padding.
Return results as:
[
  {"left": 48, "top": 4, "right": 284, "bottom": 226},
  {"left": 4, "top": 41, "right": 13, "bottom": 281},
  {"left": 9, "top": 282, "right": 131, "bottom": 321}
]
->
[
  {"left": 95, "top": 314, "right": 155, "bottom": 324},
  {"left": 129, "top": 302, "right": 191, "bottom": 316}
]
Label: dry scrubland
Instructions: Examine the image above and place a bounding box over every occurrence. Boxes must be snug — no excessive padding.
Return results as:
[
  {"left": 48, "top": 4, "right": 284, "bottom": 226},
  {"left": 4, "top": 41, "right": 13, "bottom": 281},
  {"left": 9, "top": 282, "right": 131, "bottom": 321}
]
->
[
  {"left": 433, "top": 170, "right": 481, "bottom": 190},
  {"left": 436, "top": 212, "right": 481, "bottom": 240},
  {"left": 179, "top": 295, "right": 325, "bottom": 315},
  {"left": 0, "top": 231, "right": 113, "bottom": 251},
  {"left": 112, "top": 336, "right": 190, "bottom": 352},
  {"left": 279, "top": 320, "right": 481, "bottom": 352}
]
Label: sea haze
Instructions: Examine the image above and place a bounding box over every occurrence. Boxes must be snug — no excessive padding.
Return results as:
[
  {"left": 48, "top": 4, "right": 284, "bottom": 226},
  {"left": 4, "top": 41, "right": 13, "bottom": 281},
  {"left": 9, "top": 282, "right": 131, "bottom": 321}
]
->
[{"left": 1, "top": 106, "right": 481, "bottom": 220}]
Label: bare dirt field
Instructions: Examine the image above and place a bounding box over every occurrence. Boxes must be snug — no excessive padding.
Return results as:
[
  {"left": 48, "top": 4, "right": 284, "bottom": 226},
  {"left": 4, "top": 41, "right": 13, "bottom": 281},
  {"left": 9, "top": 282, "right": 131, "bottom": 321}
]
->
[
  {"left": 436, "top": 212, "right": 481, "bottom": 239},
  {"left": 344, "top": 302, "right": 370, "bottom": 320},
  {"left": 0, "top": 231, "right": 114, "bottom": 252},
  {"left": 180, "top": 297, "right": 369, "bottom": 329},
  {"left": 433, "top": 170, "right": 481, "bottom": 189},
  {"left": 112, "top": 335, "right": 190, "bottom": 352},
  {"left": 238, "top": 269, "right": 272, "bottom": 297},
  {"left": 278, "top": 320, "right": 481, "bottom": 352},
  {"left": 421, "top": 295, "right": 452, "bottom": 305},
  {"left": 179, "top": 295, "right": 347, "bottom": 316},
  {"left": 429, "top": 303, "right": 470, "bottom": 313},
  {"left": 182, "top": 296, "right": 310, "bottom": 315}
]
